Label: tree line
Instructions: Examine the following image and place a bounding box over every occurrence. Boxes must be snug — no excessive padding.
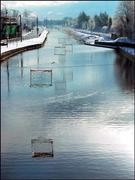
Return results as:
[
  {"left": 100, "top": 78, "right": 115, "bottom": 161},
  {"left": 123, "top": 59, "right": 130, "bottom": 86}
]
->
[
  {"left": 112, "top": 1, "right": 135, "bottom": 40},
  {"left": 64, "top": 11, "right": 112, "bottom": 33},
  {"left": 63, "top": 1, "right": 135, "bottom": 40}
]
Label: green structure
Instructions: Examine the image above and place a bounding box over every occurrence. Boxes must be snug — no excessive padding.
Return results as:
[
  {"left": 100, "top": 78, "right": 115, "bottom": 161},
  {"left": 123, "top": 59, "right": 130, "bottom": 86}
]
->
[{"left": 1, "top": 16, "right": 19, "bottom": 39}]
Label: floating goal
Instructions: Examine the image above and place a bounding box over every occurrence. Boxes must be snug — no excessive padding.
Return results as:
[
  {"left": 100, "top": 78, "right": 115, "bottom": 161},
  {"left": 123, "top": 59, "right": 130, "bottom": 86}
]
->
[
  {"left": 30, "top": 69, "right": 52, "bottom": 87},
  {"left": 31, "top": 137, "right": 53, "bottom": 158},
  {"left": 55, "top": 81, "right": 66, "bottom": 95},
  {"left": 54, "top": 46, "right": 66, "bottom": 55},
  {"left": 63, "top": 71, "right": 73, "bottom": 81},
  {"left": 58, "top": 55, "right": 66, "bottom": 64},
  {"left": 64, "top": 44, "right": 73, "bottom": 52},
  {"left": 58, "top": 38, "right": 68, "bottom": 44}
]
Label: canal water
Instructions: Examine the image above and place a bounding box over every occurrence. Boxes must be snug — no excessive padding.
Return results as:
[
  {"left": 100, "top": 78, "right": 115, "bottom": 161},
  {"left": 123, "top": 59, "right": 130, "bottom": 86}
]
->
[{"left": 1, "top": 29, "right": 134, "bottom": 179}]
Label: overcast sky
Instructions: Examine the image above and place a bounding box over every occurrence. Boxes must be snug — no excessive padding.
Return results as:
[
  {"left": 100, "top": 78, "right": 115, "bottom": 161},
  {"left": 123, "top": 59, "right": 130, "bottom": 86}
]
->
[{"left": 2, "top": 1, "right": 119, "bottom": 20}]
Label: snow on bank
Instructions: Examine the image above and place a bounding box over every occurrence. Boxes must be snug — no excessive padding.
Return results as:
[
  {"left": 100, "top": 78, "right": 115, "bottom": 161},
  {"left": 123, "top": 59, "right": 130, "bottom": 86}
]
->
[
  {"left": 67, "top": 28, "right": 108, "bottom": 44},
  {"left": 120, "top": 47, "right": 135, "bottom": 56},
  {"left": 76, "top": 29, "right": 112, "bottom": 41},
  {"left": 22, "top": 26, "right": 45, "bottom": 40},
  {"left": 67, "top": 28, "right": 135, "bottom": 57},
  {"left": 1, "top": 29, "right": 48, "bottom": 54}
]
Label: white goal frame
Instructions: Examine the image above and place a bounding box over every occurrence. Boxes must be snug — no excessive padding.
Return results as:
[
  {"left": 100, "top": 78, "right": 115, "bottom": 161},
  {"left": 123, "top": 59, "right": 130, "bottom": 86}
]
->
[
  {"left": 31, "top": 137, "right": 54, "bottom": 158},
  {"left": 63, "top": 43, "right": 73, "bottom": 52},
  {"left": 54, "top": 46, "right": 66, "bottom": 55},
  {"left": 30, "top": 69, "right": 52, "bottom": 87}
]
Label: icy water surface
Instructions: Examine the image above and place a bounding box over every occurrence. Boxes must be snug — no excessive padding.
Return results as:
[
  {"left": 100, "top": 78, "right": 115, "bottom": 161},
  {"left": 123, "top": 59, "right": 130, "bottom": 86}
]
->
[{"left": 1, "top": 29, "right": 134, "bottom": 179}]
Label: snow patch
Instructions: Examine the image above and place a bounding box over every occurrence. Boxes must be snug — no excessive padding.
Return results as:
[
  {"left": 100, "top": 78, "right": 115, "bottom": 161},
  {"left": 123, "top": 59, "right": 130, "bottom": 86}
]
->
[{"left": 1, "top": 28, "right": 48, "bottom": 54}]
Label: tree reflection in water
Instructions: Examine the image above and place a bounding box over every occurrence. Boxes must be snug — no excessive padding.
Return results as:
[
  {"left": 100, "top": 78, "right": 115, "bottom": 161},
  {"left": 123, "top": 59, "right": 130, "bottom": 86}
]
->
[{"left": 114, "top": 54, "right": 134, "bottom": 91}]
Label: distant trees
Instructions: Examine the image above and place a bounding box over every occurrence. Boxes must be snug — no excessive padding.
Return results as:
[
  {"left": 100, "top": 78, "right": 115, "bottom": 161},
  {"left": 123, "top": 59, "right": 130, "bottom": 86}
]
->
[
  {"left": 88, "top": 17, "right": 95, "bottom": 32},
  {"left": 23, "top": 9, "right": 31, "bottom": 19},
  {"left": 75, "top": 11, "right": 110, "bottom": 31},
  {"left": 22, "top": 9, "right": 31, "bottom": 30},
  {"left": 22, "top": 10, "right": 38, "bottom": 31},
  {"left": 64, "top": 17, "right": 73, "bottom": 27},
  {"left": 108, "top": 17, "right": 112, "bottom": 30},
  {"left": 77, "top": 11, "right": 89, "bottom": 29},
  {"left": 67, "top": 1, "right": 134, "bottom": 39},
  {"left": 11, "top": 9, "right": 19, "bottom": 17},
  {"left": 63, "top": 2, "right": 134, "bottom": 39},
  {"left": 59, "top": 11, "right": 113, "bottom": 33},
  {"left": 113, "top": 1, "right": 135, "bottom": 40},
  {"left": 94, "top": 12, "right": 109, "bottom": 31}
]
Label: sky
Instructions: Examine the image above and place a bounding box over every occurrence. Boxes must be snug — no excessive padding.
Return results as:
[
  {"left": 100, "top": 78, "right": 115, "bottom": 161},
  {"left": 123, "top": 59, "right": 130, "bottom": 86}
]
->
[{"left": 2, "top": 1, "right": 119, "bottom": 20}]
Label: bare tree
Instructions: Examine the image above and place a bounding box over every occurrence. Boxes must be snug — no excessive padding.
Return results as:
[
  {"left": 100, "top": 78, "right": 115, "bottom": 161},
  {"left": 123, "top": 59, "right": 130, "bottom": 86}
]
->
[
  {"left": 22, "top": 9, "right": 32, "bottom": 31},
  {"left": 11, "top": 9, "right": 19, "bottom": 17},
  {"left": 113, "top": 1, "right": 135, "bottom": 40},
  {"left": 88, "top": 17, "right": 95, "bottom": 32},
  {"left": 108, "top": 17, "right": 112, "bottom": 30}
]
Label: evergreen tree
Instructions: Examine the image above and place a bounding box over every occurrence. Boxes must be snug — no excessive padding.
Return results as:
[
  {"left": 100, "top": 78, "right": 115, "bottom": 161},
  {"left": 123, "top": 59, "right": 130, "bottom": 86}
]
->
[{"left": 77, "top": 11, "right": 89, "bottom": 29}]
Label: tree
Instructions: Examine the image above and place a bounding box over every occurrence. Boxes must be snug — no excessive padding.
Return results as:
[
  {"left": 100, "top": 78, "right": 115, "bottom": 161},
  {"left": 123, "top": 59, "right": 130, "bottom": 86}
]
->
[
  {"left": 113, "top": 1, "right": 135, "bottom": 39},
  {"left": 88, "top": 17, "right": 95, "bottom": 32},
  {"left": 12, "top": 9, "right": 19, "bottom": 17},
  {"left": 94, "top": 12, "right": 109, "bottom": 31},
  {"left": 23, "top": 9, "right": 31, "bottom": 18},
  {"left": 108, "top": 17, "right": 112, "bottom": 30},
  {"left": 99, "top": 12, "right": 109, "bottom": 27},
  {"left": 22, "top": 10, "right": 32, "bottom": 31},
  {"left": 94, "top": 15, "right": 101, "bottom": 30},
  {"left": 63, "top": 17, "right": 73, "bottom": 27},
  {"left": 77, "top": 11, "right": 89, "bottom": 29}
]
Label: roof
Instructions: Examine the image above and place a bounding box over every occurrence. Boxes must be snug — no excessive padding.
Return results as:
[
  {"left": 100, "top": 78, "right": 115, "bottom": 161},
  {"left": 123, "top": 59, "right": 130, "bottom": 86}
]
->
[{"left": 1, "top": 16, "right": 17, "bottom": 25}]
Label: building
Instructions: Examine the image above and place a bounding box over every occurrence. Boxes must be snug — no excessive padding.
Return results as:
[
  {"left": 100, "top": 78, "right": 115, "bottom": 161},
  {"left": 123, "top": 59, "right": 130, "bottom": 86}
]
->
[{"left": 0, "top": 16, "right": 20, "bottom": 40}]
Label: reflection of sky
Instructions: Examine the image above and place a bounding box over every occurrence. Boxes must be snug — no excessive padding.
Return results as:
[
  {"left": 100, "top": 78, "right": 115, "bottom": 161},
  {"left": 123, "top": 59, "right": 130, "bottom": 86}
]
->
[{"left": 1, "top": 29, "right": 134, "bottom": 179}]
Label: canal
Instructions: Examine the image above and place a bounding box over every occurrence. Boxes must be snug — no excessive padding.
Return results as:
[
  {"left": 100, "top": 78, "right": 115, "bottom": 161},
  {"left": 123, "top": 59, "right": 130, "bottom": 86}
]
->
[{"left": 1, "top": 29, "right": 134, "bottom": 179}]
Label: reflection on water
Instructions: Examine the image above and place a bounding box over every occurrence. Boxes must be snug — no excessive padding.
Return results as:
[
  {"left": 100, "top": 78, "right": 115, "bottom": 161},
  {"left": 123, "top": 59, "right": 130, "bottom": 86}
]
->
[
  {"left": 63, "top": 70, "right": 73, "bottom": 82},
  {"left": 37, "top": 49, "right": 39, "bottom": 65},
  {"left": 30, "top": 69, "right": 53, "bottom": 87},
  {"left": 115, "top": 54, "right": 135, "bottom": 91},
  {"left": 20, "top": 53, "right": 23, "bottom": 78},
  {"left": 55, "top": 81, "right": 67, "bottom": 95},
  {"left": 6, "top": 61, "right": 10, "bottom": 94},
  {"left": 1, "top": 29, "right": 134, "bottom": 180},
  {"left": 31, "top": 137, "right": 54, "bottom": 158},
  {"left": 58, "top": 55, "right": 66, "bottom": 64}
]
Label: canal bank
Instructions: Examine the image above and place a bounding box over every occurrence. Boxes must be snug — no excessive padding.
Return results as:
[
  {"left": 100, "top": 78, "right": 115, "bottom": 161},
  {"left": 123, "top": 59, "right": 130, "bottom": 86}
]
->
[
  {"left": 84, "top": 42, "right": 135, "bottom": 63},
  {"left": 65, "top": 28, "right": 135, "bottom": 61},
  {"left": 1, "top": 29, "right": 49, "bottom": 62}
]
